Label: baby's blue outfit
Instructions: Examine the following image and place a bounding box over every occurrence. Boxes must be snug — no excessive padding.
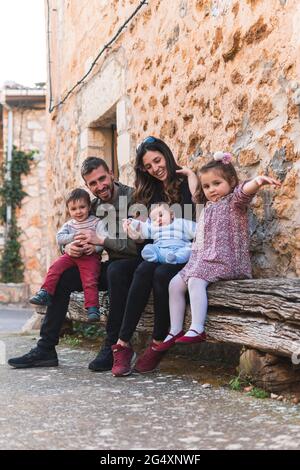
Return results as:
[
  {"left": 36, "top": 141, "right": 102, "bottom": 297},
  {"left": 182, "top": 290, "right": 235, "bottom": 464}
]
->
[{"left": 131, "top": 218, "right": 196, "bottom": 264}]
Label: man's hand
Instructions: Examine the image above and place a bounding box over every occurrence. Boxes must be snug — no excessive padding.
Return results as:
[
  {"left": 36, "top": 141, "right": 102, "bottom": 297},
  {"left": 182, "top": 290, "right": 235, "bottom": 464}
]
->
[
  {"left": 82, "top": 244, "right": 96, "bottom": 256},
  {"left": 65, "top": 240, "right": 84, "bottom": 258},
  {"left": 74, "top": 229, "right": 105, "bottom": 246}
]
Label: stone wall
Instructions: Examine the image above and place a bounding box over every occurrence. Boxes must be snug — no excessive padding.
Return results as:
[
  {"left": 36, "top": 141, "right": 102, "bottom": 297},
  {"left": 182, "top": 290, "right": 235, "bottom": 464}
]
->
[
  {"left": 0, "top": 282, "right": 29, "bottom": 304},
  {"left": 46, "top": 0, "right": 300, "bottom": 277},
  {"left": 1, "top": 107, "right": 48, "bottom": 294}
]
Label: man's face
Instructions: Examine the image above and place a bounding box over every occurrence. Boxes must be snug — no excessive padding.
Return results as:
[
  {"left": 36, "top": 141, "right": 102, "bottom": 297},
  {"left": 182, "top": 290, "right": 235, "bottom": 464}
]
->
[{"left": 84, "top": 166, "right": 115, "bottom": 201}]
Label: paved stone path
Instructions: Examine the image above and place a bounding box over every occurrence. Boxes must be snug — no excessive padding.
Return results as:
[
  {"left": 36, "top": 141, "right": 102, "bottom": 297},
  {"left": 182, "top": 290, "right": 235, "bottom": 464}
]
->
[
  {"left": 1, "top": 332, "right": 300, "bottom": 450},
  {"left": 0, "top": 306, "right": 33, "bottom": 333}
]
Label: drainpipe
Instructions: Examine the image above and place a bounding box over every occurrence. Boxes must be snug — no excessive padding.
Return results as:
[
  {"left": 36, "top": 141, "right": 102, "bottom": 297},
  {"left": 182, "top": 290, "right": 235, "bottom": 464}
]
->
[
  {"left": 6, "top": 108, "right": 13, "bottom": 231},
  {"left": 111, "top": 123, "right": 116, "bottom": 175},
  {"left": 0, "top": 100, "right": 13, "bottom": 239}
]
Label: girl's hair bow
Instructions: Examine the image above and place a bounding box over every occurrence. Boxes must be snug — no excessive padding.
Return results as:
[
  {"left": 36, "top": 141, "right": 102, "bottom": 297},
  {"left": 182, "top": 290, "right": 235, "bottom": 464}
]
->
[{"left": 213, "top": 151, "right": 232, "bottom": 165}]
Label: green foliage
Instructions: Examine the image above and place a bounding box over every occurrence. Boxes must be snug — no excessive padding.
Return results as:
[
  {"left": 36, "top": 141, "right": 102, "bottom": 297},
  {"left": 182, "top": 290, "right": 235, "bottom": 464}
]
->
[
  {"left": 0, "top": 147, "right": 35, "bottom": 282},
  {"left": 73, "top": 321, "right": 105, "bottom": 339},
  {"left": 61, "top": 323, "right": 105, "bottom": 348},
  {"left": 229, "top": 374, "right": 270, "bottom": 399},
  {"left": 246, "top": 387, "right": 269, "bottom": 399},
  {"left": 0, "top": 147, "right": 34, "bottom": 223},
  {"left": 0, "top": 218, "right": 24, "bottom": 282},
  {"left": 62, "top": 335, "right": 82, "bottom": 347},
  {"left": 229, "top": 375, "right": 244, "bottom": 391}
]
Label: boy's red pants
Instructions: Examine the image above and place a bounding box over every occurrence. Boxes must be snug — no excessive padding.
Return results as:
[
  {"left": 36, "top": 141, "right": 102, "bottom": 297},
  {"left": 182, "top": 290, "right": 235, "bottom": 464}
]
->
[{"left": 42, "top": 253, "right": 100, "bottom": 308}]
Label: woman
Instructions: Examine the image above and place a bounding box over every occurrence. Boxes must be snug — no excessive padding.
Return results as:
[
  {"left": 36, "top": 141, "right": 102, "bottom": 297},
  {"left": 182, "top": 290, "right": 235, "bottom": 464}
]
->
[{"left": 110, "top": 136, "right": 197, "bottom": 376}]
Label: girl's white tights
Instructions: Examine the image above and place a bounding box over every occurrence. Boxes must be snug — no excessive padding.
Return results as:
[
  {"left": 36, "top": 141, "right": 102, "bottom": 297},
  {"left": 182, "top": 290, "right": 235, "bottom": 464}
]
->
[{"left": 164, "top": 274, "right": 208, "bottom": 342}]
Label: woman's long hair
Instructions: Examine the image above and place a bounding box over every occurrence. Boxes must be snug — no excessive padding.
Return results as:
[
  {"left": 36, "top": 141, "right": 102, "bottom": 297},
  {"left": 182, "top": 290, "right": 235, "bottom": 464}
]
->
[
  {"left": 133, "top": 137, "right": 183, "bottom": 207},
  {"left": 194, "top": 159, "right": 239, "bottom": 204}
]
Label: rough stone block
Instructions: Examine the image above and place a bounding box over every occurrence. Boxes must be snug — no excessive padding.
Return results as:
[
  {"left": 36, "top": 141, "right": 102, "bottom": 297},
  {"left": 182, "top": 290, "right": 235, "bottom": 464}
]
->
[{"left": 0, "top": 283, "right": 29, "bottom": 304}]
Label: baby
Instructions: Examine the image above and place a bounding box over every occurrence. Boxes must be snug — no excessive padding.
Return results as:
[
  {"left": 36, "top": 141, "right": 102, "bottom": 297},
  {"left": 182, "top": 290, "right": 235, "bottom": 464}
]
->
[
  {"left": 124, "top": 202, "right": 196, "bottom": 264},
  {"left": 29, "top": 188, "right": 107, "bottom": 322}
]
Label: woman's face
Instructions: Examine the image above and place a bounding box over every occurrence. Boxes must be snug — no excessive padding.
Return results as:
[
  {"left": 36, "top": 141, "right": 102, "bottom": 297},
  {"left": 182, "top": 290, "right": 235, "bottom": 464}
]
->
[{"left": 142, "top": 150, "right": 168, "bottom": 182}]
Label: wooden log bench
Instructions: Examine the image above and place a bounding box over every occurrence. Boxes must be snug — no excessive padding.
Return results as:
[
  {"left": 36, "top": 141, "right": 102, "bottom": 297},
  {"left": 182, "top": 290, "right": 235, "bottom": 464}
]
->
[
  {"left": 63, "top": 278, "right": 300, "bottom": 359},
  {"left": 36, "top": 278, "right": 300, "bottom": 391}
]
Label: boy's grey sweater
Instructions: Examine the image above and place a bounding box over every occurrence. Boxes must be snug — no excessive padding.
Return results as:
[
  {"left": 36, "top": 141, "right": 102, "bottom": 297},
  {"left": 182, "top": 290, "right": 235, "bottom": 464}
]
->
[{"left": 56, "top": 215, "right": 107, "bottom": 254}]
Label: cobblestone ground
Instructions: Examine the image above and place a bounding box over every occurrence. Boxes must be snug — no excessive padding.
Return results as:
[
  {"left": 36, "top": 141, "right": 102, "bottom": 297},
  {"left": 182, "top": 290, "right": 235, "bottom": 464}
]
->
[{"left": 1, "top": 332, "right": 300, "bottom": 450}]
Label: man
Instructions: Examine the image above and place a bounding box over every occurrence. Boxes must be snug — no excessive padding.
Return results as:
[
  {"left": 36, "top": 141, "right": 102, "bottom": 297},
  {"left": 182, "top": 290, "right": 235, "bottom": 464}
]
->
[{"left": 8, "top": 157, "right": 141, "bottom": 371}]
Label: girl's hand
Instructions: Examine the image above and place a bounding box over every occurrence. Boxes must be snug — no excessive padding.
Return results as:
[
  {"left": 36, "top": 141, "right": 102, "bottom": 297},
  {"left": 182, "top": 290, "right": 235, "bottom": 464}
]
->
[
  {"left": 243, "top": 175, "right": 281, "bottom": 195},
  {"left": 254, "top": 176, "right": 281, "bottom": 188}
]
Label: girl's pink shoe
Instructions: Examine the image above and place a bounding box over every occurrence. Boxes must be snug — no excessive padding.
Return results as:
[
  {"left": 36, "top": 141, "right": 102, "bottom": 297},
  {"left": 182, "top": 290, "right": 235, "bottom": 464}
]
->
[
  {"left": 175, "top": 330, "right": 206, "bottom": 344},
  {"left": 154, "top": 330, "right": 184, "bottom": 352}
]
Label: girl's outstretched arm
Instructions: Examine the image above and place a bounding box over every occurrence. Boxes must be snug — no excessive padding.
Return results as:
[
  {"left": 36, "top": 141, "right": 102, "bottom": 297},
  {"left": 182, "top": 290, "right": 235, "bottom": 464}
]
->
[{"left": 243, "top": 175, "right": 281, "bottom": 195}]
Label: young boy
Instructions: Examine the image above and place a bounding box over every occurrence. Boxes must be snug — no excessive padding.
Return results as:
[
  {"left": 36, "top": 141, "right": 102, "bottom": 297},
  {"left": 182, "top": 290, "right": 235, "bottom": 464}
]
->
[{"left": 30, "top": 188, "right": 107, "bottom": 322}]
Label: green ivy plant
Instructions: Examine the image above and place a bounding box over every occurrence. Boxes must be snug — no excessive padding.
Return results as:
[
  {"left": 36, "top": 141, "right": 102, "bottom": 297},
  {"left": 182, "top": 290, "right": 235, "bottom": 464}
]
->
[{"left": 0, "top": 146, "right": 35, "bottom": 283}]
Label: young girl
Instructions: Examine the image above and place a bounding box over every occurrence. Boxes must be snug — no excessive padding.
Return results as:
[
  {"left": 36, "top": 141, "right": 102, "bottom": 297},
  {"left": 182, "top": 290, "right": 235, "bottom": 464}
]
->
[{"left": 155, "top": 151, "right": 281, "bottom": 352}]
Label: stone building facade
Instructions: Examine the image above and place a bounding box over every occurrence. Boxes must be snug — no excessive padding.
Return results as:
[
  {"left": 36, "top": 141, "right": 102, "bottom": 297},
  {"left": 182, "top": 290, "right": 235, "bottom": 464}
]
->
[
  {"left": 0, "top": 86, "right": 48, "bottom": 294},
  {"left": 45, "top": 0, "right": 300, "bottom": 278}
]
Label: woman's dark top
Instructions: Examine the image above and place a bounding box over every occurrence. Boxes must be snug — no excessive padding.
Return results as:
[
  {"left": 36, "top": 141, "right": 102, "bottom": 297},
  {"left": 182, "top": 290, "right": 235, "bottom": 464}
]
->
[{"left": 150, "top": 177, "right": 195, "bottom": 220}]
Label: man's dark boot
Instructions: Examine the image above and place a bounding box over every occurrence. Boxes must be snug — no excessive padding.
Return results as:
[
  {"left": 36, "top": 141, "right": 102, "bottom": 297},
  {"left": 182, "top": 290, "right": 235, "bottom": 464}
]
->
[
  {"left": 88, "top": 343, "right": 113, "bottom": 372},
  {"left": 8, "top": 347, "right": 58, "bottom": 369}
]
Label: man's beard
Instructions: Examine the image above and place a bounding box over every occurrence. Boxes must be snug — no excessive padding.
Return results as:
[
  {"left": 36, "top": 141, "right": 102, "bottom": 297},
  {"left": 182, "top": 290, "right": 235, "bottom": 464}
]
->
[{"left": 96, "top": 183, "right": 114, "bottom": 200}]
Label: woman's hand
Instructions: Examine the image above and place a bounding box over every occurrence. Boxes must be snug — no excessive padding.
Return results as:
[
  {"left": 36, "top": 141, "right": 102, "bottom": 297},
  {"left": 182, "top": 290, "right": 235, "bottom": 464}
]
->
[
  {"left": 176, "top": 166, "right": 198, "bottom": 196},
  {"left": 176, "top": 166, "right": 193, "bottom": 177},
  {"left": 74, "top": 229, "right": 105, "bottom": 246}
]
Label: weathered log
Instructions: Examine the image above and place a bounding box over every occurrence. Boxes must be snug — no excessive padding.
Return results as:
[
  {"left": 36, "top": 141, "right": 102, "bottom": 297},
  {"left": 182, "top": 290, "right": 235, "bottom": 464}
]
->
[
  {"left": 239, "top": 349, "right": 300, "bottom": 393},
  {"left": 207, "top": 278, "right": 300, "bottom": 323},
  {"left": 36, "top": 278, "right": 300, "bottom": 359},
  {"left": 67, "top": 291, "right": 109, "bottom": 323},
  {"left": 205, "top": 310, "right": 300, "bottom": 358}
]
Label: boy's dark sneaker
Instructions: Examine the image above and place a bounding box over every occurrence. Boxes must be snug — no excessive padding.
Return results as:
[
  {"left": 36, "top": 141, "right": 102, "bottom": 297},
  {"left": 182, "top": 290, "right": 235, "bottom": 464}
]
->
[
  {"left": 8, "top": 347, "right": 58, "bottom": 369},
  {"left": 88, "top": 343, "right": 113, "bottom": 372},
  {"left": 29, "top": 289, "right": 53, "bottom": 306},
  {"left": 87, "top": 307, "right": 101, "bottom": 322},
  {"left": 111, "top": 344, "right": 136, "bottom": 377},
  {"left": 134, "top": 342, "right": 166, "bottom": 373}
]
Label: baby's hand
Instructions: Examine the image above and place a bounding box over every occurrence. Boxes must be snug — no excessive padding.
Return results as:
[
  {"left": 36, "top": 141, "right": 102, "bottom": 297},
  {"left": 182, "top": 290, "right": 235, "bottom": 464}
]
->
[
  {"left": 254, "top": 176, "right": 281, "bottom": 188},
  {"left": 123, "top": 218, "right": 142, "bottom": 240},
  {"left": 122, "top": 218, "right": 133, "bottom": 234}
]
